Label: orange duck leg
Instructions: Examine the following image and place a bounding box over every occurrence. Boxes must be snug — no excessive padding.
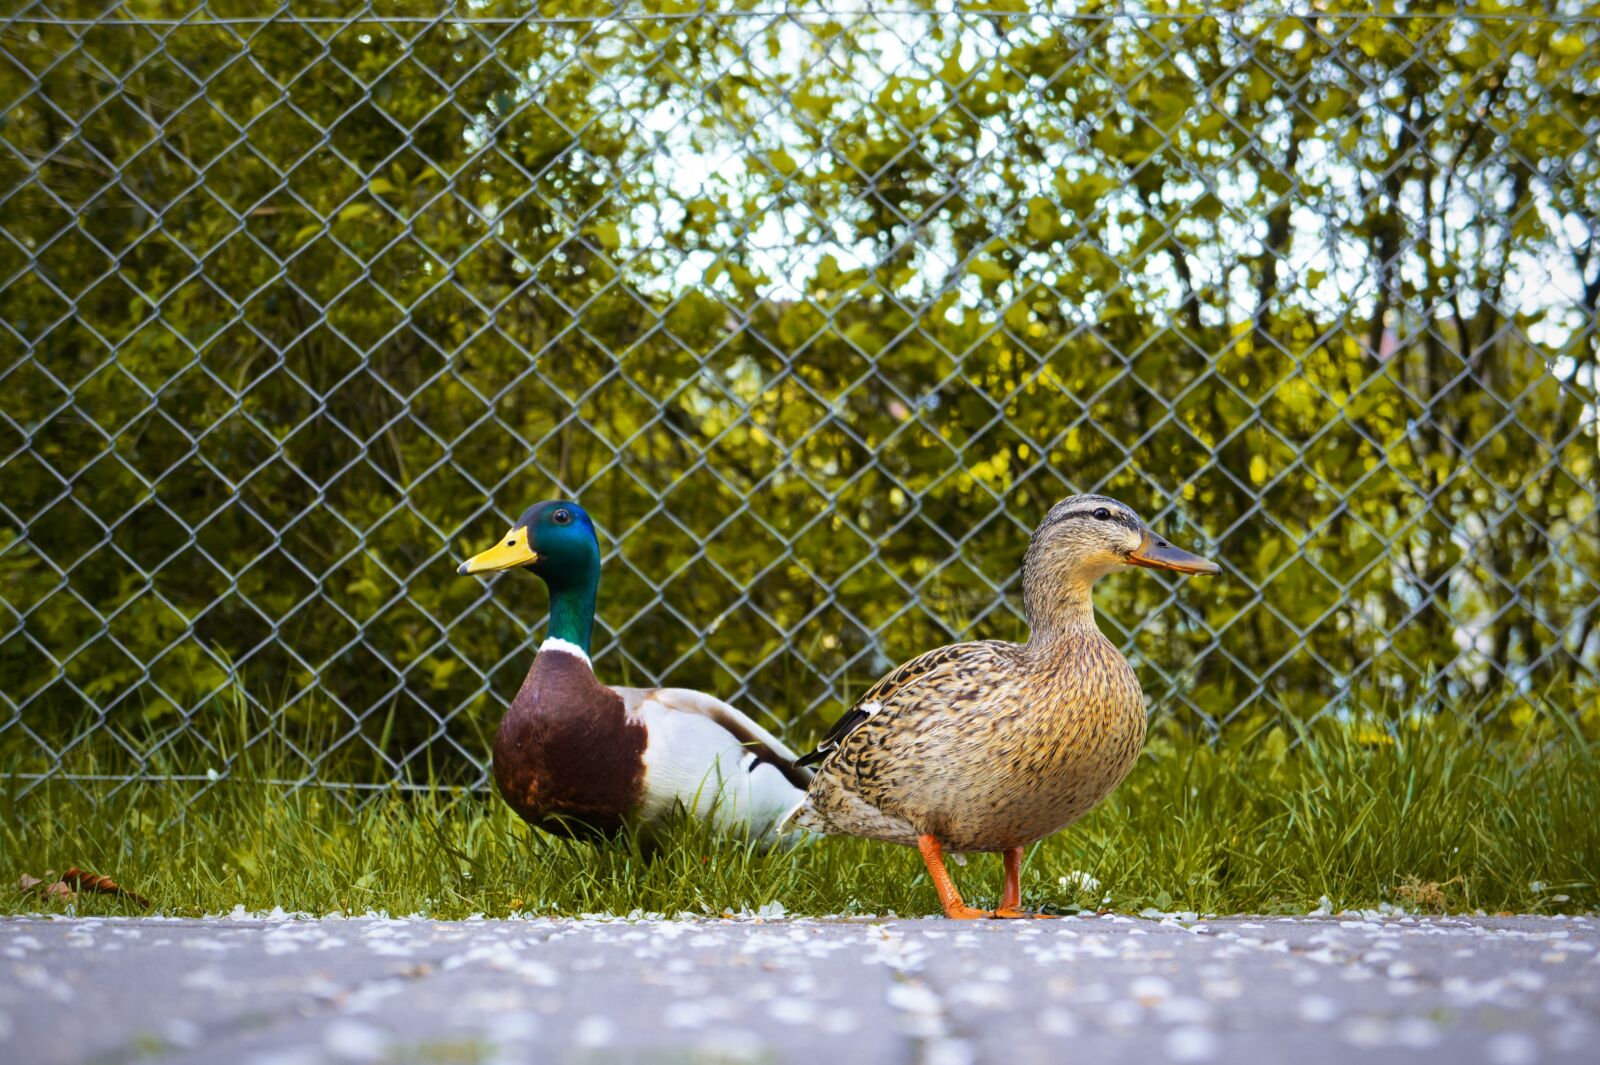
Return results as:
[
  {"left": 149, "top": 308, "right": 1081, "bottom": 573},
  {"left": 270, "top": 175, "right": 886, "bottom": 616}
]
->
[
  {"left": 917, "top": 835, "right": 991, "bottom": 920},
  {"left": 993, "top": 846, "right": 1058, "bottom": 919}
]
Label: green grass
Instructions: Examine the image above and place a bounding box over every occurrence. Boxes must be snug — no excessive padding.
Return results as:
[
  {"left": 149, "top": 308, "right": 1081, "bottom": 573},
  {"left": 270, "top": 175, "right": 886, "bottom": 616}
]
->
[{"left": 4, "top": 714, "right": 1598, "bottom": 919}]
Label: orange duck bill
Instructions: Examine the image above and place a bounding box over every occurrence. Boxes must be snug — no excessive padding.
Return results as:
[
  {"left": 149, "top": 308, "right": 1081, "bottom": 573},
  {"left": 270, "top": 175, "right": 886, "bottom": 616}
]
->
[{"left": 1127, "top": 534, "right": 1219, "bottom": 575}]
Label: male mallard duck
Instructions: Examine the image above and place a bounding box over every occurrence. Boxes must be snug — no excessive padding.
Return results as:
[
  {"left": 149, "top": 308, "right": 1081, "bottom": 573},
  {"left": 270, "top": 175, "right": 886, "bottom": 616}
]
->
[
  {"left": 458, "top": 501, "right": 810, "bottom": 848},
  {"left": 786, "top": 494, "right": 1219, "bottom": 918}
]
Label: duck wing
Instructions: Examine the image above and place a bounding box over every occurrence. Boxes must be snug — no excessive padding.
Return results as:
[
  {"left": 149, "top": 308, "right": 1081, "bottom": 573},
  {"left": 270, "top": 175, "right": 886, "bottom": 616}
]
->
[
  {"left": 795, "top": 640, "right": 1012, "bottom": 769},
  {"left": 609, "top": 686, "right": 812, "bottom": 845},
  {"left": 611, "top": 687, "right": 812, "bottom": 844},
  {"left": 615, "top": 686, "right": 811, "bottom": 790}
]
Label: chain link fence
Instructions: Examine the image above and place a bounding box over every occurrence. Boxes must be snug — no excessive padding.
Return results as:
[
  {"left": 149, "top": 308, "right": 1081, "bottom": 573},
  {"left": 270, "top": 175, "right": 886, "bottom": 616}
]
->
[{"left": 1, "top": 2, "right": 1597, "bottom": 799}]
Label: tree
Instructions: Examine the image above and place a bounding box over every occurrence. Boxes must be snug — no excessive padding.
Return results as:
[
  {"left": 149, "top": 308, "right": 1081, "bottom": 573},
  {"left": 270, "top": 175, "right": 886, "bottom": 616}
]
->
[{"left": 1, "top": 1, "right": 1595, "bottom": 789}]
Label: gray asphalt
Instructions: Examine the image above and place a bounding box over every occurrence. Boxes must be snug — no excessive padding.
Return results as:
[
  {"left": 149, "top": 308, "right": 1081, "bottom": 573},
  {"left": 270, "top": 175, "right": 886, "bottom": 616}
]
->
[{"left": 1, "top": 912, "right": 1597, "bottom": 1065}]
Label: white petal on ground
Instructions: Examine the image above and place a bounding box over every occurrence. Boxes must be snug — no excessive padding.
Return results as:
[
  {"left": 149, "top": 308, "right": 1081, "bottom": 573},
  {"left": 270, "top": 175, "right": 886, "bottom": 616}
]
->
[
  {"left": 1393, "top": 1017, "right": 1442, "bottom": 1048},
  {"left": 926, "top": 1037, "right": 977, "bottom": 1065},
  {"left": 1164, "top": 1025, "right": 1219, "bottom": 1062},
  {"left": 1485, "top": 1032, "right": 1541, "bottom": 1065},
  {"left": 484, "top": 1012, "right": 540, "bottom": 1043},
  {"left": 886, "top": 981, "right": 942, "bottom": 1015},
  {"left": 767, "top": 998, "right": 817, "bottom": 1025},
  {"left": 950, "top": 982, "right": 1009, "bottom": 1009},
  {"left": 1131, "top": 975, "right": 1174, "bottom": 1002},
  {"left": 1155, "top": 997, "right": 1212, "bottom": 1025},
  {"left": 1341, "top": 1016, "right": 1391, "bottom": 1048},
  {"left": 571, "top": 1015, "right": 616, "bottom": 1048},
  {"left": 1297, "top": 995, "right": 1341, "bottom": 1023},
  {"left": 321, "top": 1020, "right": 389, "bottom": 1062}
]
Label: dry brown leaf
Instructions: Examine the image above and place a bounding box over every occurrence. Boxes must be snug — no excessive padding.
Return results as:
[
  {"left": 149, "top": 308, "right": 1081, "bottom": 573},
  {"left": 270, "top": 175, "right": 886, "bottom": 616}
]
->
[
  {"left": 1395, "top": 874, "right": 1465, "bottom": 913},
  {"left": 20, "top": 874, "right": 75, "bottom": 903},
  {"left": 60, "top": 867, "right": 151, "bottom": 908},
  {"left": 19, "top": 868, "right": 150, "bottom": 908}
]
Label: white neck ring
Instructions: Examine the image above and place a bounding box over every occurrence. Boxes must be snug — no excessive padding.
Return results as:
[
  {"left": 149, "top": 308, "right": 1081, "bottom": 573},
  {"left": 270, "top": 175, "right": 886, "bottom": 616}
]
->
[{"left": 538, "top": 637, "right": 592, "bottom": 667}]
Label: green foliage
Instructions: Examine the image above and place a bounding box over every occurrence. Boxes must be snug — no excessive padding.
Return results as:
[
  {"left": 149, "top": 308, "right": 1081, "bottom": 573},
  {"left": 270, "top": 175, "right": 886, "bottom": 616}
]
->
[
  {"left": 3, "top": 712, "right": 1596, "bottom": 917},
  {"left": 0, "top": 2, "right": 1597, "bottom": 786}
]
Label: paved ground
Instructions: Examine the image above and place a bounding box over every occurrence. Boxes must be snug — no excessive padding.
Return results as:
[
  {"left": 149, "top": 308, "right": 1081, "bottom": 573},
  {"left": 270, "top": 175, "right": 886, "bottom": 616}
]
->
[{"left": 1, "top": 912, "right": 1597, "bottom": 1065}]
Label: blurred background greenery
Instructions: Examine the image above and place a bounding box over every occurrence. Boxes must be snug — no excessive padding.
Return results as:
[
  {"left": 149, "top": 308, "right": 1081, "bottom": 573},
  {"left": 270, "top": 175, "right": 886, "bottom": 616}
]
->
[{"left": 1, "top": 1, "right": 1597, "bottom": 794}]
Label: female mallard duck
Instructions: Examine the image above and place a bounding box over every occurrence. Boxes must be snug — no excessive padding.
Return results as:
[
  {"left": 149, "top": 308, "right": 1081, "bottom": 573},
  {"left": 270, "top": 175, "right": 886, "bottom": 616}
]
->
[
  {"left": 786, "top": 494, "right": 1218, "bottom": 918},
  {"left": 458, "top": 501, "right": 810, "bottom": 848}
]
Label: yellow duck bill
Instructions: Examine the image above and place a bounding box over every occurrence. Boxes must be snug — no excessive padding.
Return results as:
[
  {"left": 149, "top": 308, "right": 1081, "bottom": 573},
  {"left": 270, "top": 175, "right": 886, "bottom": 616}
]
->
[
  {"left": 459, "top": 525, "right": 539, "bottom": 575},
  {"left": 1126, "top": 535, "right": 1219, "bottom": 575}
]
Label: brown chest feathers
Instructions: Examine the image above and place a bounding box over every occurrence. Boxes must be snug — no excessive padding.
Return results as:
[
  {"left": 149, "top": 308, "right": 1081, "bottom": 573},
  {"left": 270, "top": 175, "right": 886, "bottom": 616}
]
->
[{"left": 492, "top": 650, "right": 647, "bottom": 840}]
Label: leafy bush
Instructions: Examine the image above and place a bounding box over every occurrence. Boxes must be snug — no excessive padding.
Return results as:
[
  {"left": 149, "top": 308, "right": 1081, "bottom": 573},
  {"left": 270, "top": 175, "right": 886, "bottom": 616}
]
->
[{"left": 1, "top": 2, "right": 1596, "bottom": 786}]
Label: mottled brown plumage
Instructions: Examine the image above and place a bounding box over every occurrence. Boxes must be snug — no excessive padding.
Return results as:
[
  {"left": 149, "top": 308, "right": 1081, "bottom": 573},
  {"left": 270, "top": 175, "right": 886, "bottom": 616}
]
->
[{"left": 788, "top": 494, "right": 1219, "bottom": 918}]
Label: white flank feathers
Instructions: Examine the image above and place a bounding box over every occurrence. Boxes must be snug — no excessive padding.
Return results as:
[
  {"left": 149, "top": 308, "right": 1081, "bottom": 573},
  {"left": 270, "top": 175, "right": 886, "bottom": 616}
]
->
[{"left": 621, "top": 688, "right": 810, "bottom": 848}]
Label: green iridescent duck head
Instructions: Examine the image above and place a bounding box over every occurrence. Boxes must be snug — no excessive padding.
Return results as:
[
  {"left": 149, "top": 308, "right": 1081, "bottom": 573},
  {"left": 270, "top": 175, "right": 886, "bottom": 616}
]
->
[{"left": 458, "top": 500, "right": 601, "bottom": 653}]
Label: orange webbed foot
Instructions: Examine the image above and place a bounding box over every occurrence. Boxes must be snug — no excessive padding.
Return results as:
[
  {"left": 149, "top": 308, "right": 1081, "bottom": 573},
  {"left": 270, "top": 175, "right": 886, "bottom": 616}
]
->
[
  {"left": 944, "top": 904, "right": 993, "bottom": 920},
  {"left": 993, "top": 907, "right": 1059, "bottom": 920}
]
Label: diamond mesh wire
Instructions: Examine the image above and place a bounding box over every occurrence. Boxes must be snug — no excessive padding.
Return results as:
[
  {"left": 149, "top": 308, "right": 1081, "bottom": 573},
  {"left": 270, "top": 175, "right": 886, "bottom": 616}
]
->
[{"left": 0, "top": 2, "right": 1596, "bottom": 799}]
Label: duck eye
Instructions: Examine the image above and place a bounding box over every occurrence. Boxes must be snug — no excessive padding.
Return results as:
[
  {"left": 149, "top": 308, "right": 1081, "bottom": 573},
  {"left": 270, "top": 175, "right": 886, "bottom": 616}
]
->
[
  {"left": 1093, "top": 507, "right": 1110, "bottom": 520},
  {"left": 552, "top": 509, "right": 572, "bottom": 526}
]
